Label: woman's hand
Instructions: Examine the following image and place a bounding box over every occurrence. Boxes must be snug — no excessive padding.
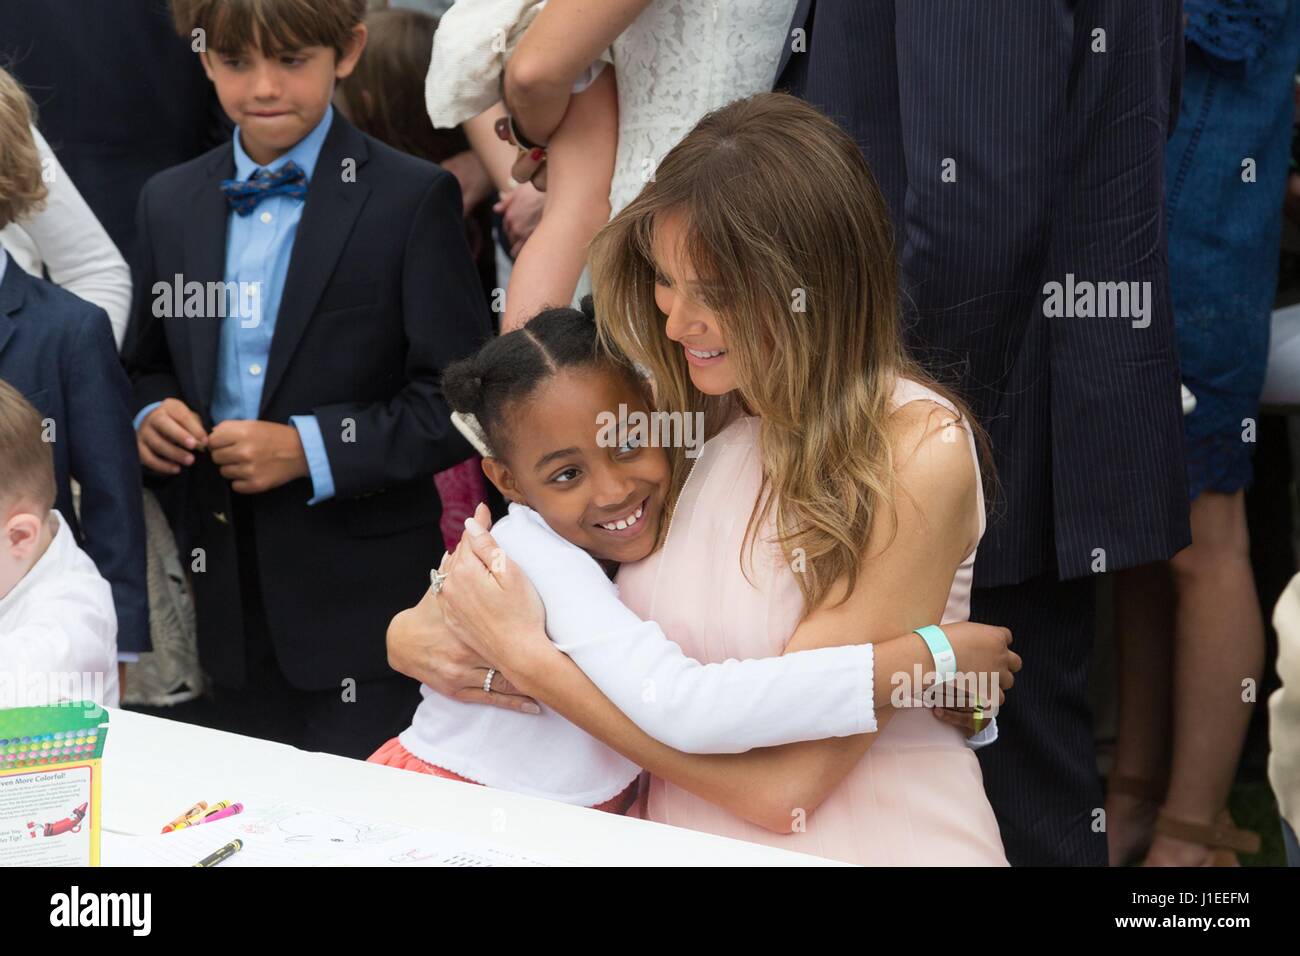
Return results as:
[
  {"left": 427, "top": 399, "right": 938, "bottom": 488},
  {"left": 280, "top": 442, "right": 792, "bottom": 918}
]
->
[
  {"left": 495, "top": 182, "right": 547, "bottom": 255},
  {"left": 915, "top": 622, "right": 1016, "bottom": 737},
  {"left": 438, "top": 506, "right": 557, "bottom": 693},
  {"left": 385, "top": 537, "right": 540, "bottom": 714}
]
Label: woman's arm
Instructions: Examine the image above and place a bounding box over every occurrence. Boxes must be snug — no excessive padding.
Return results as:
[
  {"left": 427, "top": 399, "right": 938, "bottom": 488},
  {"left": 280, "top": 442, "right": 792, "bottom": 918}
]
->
[
  {"left": 503, "top": 0, "right": 652, "bottom": 144},
  {"left": 781, "top": 402, "right": 982, "bottom": 657},
  {"left": 496, "top": 634, "right": 909, "bottom": 834},
  {"left": 439, "top": 406, "right": 1018, "bottom": 830},
  {"left": 482, "top": 507, "right": 878, "bottom": 754}
]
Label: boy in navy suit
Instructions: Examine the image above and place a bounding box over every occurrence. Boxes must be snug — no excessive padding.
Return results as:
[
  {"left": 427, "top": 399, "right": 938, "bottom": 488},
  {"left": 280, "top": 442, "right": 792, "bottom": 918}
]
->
[
  {"left": 124, "top": 0, "right": 490, "bottom": 757},
  {"left": 0, "top": 66, "right": 150, "bottom": 668}
]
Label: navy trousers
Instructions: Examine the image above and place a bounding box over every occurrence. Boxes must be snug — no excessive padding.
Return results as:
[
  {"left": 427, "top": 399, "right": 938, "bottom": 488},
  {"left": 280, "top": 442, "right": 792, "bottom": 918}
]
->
[{"left": 972, "top": 575, "right": 1107, "bottom": 866}]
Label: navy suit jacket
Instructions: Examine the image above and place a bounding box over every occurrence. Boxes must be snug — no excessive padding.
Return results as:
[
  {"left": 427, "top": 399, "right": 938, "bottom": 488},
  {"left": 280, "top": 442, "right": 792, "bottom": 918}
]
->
[
  {"left": 0, "top": 253, "right": 150, "bottom": 652},
  {"left": 123, "top": 114, "right": 491, "bottom": 691},
  {"left": 776, "top": 0, "right": 1191, "bottom": 587},
  {"left": 0, "top": 0, "right": 228, "bottom": 264}
]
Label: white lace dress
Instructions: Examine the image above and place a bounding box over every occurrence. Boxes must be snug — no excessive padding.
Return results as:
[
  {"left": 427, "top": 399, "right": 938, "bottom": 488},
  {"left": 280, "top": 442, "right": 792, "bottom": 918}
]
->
[
  {"left": 426, "top": 0, "right": 612, "bottom": 129},
  {"left": 456, "top": 0, "right": 796, "bottom": 304},
  {"left": 607, "top": 0, "right": 796, "bottom": 215}
]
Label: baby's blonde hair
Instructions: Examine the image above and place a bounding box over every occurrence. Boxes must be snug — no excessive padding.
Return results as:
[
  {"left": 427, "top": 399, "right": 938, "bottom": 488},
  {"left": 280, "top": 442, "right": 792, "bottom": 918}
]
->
[
  {"left": 0, "top": 380, "right": 55, "bottom": 517},
  {"left": 0, "top": 66, "right": 47, "bottom": 231}
]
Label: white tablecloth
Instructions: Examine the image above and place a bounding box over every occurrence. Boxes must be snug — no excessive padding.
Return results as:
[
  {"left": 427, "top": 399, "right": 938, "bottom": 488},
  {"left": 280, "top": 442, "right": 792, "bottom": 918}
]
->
[{"left": 100, "top": 707, "right": 836, "bottom": 866}]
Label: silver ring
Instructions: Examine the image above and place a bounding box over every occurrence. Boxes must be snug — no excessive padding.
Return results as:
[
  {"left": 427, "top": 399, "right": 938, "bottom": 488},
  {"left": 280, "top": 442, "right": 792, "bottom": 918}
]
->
[
  {"left": 483, "top": 668, "right": 496, "bottom": 694},
  {"left": 429, "top": 568, "right": 448, "bottom": 594}
]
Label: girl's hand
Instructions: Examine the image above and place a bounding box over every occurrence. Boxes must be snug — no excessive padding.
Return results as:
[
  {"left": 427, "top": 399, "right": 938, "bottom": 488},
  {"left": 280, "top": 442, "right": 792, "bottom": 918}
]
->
[
  {"left": 438, "top": 505, "right": 555, "bottom": 691},
  {"left": 385, "top": 541, "right": 540, "bottom": 715},
  {"left": 940, "top": 621, "right": 1021, "bottom": 710},
  {"left": 932, "top": 706, "right": 992, "bottom": 737}
]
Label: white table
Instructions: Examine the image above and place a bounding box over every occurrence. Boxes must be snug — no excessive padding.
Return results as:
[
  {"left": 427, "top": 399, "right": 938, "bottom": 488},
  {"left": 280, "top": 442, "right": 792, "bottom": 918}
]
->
[{"left": 101, "top": 708, "right": 837, "bottom": 866}]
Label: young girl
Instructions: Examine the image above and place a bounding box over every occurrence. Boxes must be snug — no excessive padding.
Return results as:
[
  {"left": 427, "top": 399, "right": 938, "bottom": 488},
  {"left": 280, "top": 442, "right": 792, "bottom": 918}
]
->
[
  {"left": 370, "top": 302, "right": 1000, "bottom": 814},
  {"left": 425, "top": 0, "right": 618, "bottom": 332}
]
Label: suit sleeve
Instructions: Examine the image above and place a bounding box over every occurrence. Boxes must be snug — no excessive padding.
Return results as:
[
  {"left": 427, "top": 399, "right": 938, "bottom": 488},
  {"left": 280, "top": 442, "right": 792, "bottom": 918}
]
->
[
  {"left": 122, "top": 181, "right": 184, "bottom": 415},
  {"left": 895, "top": 0, "right": 1190, "bottom": 577},
  {"left": 313, "top": 171, "right": 491, "bottom": 497},
  {"left": 66, "top": 308, "right": 152, "bottom": 654}
]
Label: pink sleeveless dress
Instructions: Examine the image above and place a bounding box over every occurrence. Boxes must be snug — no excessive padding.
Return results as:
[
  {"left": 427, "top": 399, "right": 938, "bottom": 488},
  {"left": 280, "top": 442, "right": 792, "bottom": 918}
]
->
[{"left": 615, "top": 378, "right": 1008, "bottom": 865}]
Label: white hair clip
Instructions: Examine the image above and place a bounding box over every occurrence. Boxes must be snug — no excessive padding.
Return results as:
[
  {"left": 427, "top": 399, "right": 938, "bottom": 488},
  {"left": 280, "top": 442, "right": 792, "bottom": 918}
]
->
[{"left": 451, "top": 410, "right": 493, "bottom": 458}]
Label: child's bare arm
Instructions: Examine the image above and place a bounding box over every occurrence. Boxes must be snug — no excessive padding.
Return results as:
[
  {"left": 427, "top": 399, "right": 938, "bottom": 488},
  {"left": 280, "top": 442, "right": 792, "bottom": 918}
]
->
[
  {"left": 504, "top": 0, "right": 651, "bottom": 144},
  {"left": 464, "top": 103, "right": 524, "bottom": 194},
  {"left": 502, "top": 67, "right": 617, "bottom": 331}
]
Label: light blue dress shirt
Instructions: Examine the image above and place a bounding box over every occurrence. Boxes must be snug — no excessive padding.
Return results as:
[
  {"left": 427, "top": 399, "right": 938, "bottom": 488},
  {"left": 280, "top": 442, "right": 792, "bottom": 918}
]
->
[{"left": 135, "top": 106, "right": 336, "bottom": 504}]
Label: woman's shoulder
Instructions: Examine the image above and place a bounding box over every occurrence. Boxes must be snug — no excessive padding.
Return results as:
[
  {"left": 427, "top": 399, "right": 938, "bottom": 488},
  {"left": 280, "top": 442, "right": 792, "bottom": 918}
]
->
[
  {"left": 885, "top": 379, "right": 982, "bottom": 548},
  {"left": 889, "top": 402, "right": 974, "bottom": 477},
  {"left": 889, "top": 376, "right": 958, "bottom": 415},
  {"left": 888, "top": 377, "right": 972, "bottom": 443}
]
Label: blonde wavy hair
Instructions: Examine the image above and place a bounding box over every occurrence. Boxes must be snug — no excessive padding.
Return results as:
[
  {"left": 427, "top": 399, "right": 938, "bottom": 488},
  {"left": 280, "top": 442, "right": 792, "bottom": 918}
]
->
[
  {"left": 0, "top": 66, "right": 47, "bottom": 231},
  {"left": 589, "top": 92, "right": 988, "bottom": 615}
]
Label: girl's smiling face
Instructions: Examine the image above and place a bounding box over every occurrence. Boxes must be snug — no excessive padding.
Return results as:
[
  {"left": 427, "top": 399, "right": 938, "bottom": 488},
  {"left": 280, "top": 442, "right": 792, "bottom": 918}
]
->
[{"left": 481, "top": 366, "right": 670, "bottom": 565}]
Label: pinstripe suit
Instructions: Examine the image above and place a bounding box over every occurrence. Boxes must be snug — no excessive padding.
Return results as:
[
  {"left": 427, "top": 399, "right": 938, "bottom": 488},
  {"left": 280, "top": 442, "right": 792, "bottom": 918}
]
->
[{"left": 777, "top": 0, "right": 1192, "bottom": 865}]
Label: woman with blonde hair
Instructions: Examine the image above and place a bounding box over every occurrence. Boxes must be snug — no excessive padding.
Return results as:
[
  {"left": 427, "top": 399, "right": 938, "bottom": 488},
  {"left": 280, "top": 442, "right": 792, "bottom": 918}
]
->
[{"left": 390, "top": 92, "right": 1019, "bottom": 864}]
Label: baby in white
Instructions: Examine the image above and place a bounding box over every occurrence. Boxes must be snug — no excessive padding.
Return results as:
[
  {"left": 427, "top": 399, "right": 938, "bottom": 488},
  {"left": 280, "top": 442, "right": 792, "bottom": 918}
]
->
[
  {"left": 425, "top": 0, "right": 619, "bottom": 332},
  {"left": 0, "top": 382, "right": 118, "bottom": 709}
]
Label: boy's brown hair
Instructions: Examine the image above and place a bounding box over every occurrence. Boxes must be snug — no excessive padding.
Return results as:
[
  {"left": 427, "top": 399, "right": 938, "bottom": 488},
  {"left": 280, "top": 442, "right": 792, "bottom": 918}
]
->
[
  {"left": 0, "top": 380, "right": 55, "bottom": 515},
  {"left": 0, "top": 66, "right": 48, "bottom": 231},
  {"left": 171, "top": 0, "right": 367, "bottom": 58}
]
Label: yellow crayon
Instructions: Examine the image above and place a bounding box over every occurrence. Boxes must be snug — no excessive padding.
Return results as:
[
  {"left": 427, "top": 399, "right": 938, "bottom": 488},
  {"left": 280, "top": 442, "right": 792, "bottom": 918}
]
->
[{"left": 162, "top": 801, "right": 208, "bottom": 833}]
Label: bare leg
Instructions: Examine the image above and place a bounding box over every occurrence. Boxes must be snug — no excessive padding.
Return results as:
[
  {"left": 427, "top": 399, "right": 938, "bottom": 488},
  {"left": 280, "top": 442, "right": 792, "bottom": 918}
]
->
[
  {"left": 1145, "top": 490, "right": 1264, "bottom": 865},
  {"left": 1107, "top": 562, "right": 1174, "bottom": 864},
  {"left": 502, "top": 66, "right": 617, "bottom": 332}
]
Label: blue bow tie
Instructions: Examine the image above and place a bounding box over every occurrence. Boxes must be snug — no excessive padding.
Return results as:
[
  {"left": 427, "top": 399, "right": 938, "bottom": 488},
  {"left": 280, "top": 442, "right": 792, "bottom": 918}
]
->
[{"left": 220, "top": 161, "right": 308, "bottom": 216}]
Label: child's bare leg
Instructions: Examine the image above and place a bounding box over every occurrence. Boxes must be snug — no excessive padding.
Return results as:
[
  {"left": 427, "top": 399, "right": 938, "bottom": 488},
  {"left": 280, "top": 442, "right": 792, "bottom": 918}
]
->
[{"left": 503, "top": 65, "right": 617, "bottom": 332}]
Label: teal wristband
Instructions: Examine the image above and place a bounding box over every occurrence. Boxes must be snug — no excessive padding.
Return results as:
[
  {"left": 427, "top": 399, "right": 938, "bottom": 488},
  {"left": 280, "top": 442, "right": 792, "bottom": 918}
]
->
[{"left": 914, "top": 624, "right": 957, "bottom": 685}]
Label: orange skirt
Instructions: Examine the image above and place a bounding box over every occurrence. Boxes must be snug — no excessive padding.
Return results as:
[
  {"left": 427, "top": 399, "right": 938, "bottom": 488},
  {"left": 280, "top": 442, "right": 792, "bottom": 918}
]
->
[{"left": 367, "top": 737, "right": 639, "bottom": 815}]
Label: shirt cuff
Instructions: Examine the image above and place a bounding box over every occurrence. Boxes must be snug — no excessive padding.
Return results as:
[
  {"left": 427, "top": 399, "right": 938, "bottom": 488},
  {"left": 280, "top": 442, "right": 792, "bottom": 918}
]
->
[
  {"left": 858, "top": 642, "right": 878, "bottom": 734},
  {"left": 290, "top": 415, "right": 335, "bottom": 504},
  {"left": 117, "top": 652, "right": 140, "bottom": 663},
  {"left": 964, "top": 717, "right": 999, "bottom": 751},
  {"left": 133, "top": 401, "right": 163, "bottom": 432}
]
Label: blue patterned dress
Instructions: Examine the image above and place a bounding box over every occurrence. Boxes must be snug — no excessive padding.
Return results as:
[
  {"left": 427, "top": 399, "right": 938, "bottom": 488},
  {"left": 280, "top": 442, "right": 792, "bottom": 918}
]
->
[{"left": 1166, "top": 0, "right": 1300, "bottom": 497}]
